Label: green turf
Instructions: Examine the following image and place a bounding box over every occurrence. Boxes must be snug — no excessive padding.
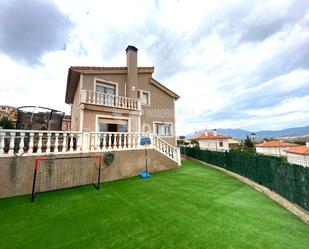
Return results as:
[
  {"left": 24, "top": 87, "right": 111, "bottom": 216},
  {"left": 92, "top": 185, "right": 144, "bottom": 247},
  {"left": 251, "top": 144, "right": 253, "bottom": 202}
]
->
[{"left": 0, "top": 160, "right": 308, "bottom": 249}]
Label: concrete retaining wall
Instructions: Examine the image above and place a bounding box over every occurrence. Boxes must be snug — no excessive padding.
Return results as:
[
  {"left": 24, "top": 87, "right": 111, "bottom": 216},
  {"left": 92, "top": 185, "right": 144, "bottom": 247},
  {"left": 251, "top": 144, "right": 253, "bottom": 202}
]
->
[{"left": 0, "top": 149, "right": 178, "bottom": 198}]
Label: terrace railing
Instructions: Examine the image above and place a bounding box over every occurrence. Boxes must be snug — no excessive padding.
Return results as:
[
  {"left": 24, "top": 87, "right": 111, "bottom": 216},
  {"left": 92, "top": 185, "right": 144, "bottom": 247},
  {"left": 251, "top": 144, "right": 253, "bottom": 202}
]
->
[
  {"left": 0, "top": 130, "right": 83, "bottom": 156},
  {"left": 81, "top": 90, "right": 141, "bottom": 111},
  {"left": 153, "top": 135, "right": 178, "bottom": 162},
  {"left": 0, "top": 130, "right": 180, "bottom": 164}
]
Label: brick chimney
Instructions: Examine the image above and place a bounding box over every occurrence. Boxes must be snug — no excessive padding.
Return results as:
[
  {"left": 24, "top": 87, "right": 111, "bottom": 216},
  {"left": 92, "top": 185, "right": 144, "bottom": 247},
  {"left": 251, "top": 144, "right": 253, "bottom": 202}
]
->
[
  {"left": 213, "top": 129, "right": 217, "bottom": 136},
  {"left": 126, "top": 45, "right": 138, "bottom": 98}
]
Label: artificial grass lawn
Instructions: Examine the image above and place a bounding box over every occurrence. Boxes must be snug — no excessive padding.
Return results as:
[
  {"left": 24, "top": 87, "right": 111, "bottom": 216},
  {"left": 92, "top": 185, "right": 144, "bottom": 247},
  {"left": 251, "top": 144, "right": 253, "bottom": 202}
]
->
[{"left": 0, "top": 160, "right": 308, "bottom": 249}]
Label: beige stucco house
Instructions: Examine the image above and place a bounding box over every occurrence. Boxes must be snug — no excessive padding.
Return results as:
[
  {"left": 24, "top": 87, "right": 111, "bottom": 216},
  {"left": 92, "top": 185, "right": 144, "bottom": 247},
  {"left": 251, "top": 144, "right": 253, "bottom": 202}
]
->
[
  {"left": 65, "top": 45, "right": 179, "bottom": 146},
  {"left": 194, "top": 130, "right": 230, "bottom": 152},
  {"left": 0, "top": 46, "right": 181, "bottom": 198}
]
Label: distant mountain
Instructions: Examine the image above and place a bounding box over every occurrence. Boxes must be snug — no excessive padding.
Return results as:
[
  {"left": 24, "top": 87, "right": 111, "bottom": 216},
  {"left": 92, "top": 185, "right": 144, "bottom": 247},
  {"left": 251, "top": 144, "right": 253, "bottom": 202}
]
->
[{"left": 185, "top": 126, "right": 309, "bottom": 139}]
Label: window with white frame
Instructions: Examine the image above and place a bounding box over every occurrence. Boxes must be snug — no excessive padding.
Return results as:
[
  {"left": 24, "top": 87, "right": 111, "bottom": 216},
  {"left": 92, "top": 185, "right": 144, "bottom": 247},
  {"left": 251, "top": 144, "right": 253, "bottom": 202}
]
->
[
  {"left": 138, "top": 90, "right": 150, "bottom": 105},
  {"left": 96, "top": 82, "right": 116, "bottom": 95},
  {"left": 154, "top": 122, "right": 173, "bottom": 137}
]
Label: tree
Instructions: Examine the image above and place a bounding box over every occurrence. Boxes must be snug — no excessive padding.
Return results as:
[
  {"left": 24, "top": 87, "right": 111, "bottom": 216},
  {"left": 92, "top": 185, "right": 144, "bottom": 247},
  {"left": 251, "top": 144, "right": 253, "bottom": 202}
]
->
[
  {"left": 244, "top": 135, "right": 254, "bottom": 148},
  {"left": 0, "top": 116, "right": 15, "bottom": 129},
  {"left": 190, "top": 139, "right": 199, "bottom": 148}
]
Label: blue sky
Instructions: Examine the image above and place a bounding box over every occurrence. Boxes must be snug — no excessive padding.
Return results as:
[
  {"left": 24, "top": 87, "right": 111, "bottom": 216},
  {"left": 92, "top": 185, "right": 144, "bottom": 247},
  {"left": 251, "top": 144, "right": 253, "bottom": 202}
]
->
[{"left": 0, "top": 0, "right": 308, "bottom": 135}]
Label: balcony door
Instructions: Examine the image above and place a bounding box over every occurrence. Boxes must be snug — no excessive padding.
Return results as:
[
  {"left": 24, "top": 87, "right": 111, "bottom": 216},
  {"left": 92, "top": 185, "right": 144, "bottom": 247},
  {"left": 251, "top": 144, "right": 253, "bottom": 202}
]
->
[
  {"left": 96, "top": 82, "right": 116, "bottom": 95},
  {"left": 96, "top": 82, "right": 116, "bottom": 105},
  {"left": 98, "top": 118, "right": 128, "bottom": 148}
]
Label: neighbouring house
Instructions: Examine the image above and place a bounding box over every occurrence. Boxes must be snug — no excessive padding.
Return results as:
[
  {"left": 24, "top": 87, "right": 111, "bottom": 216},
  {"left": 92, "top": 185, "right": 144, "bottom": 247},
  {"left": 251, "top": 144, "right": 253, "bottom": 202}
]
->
[
  {"left": 194, "top": 129, "right": 230, "bottom": 152},
  {"left": 255, "top": 140, "right": 299, "bottom": 157},
  {"left": 62, "top": 115, "right": 71, "bottom": 131},
  {"left": 65, "top": 45, "right": 179, "bottom": 146},
  {"left": 0, "top": 105, "right": 17, "bottom": 125},
  {"left": 285, "top": 142, "right": 309, "bottom": 167},
  {"left": 228, "top": 138, "right": 240, "bottom": 150}
]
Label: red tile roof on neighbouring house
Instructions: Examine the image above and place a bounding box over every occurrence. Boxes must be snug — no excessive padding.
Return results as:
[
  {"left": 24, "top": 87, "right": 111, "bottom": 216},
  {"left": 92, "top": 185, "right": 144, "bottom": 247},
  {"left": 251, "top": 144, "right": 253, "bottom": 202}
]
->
[
  {"left": 194, "top": 132, "right": 230, "bottom": 140},
  {"left": 255, "top": 140, "right": 299, "bottom": 148},
  {"left": 285, "top": 146, "right": 309, "bottom": 155}
]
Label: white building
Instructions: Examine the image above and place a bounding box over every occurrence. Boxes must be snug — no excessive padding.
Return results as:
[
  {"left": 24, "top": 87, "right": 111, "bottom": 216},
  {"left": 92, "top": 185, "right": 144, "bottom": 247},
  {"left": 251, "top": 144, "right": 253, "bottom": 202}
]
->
[
  {"left": 194, "top": 130, "right": 230, "bottom": 152},
  {"left": 255, "top": 140, "right": 299, "bottom": 157},
  {"left": 285, "top": 143, "right": 309, "bottom": 167}
]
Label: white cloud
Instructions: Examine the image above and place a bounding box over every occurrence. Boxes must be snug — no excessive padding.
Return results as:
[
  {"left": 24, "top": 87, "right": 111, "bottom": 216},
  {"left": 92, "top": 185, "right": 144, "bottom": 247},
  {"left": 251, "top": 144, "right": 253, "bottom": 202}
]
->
[{"left": 0, "top": 0, "right": 308, "bottom": 136}]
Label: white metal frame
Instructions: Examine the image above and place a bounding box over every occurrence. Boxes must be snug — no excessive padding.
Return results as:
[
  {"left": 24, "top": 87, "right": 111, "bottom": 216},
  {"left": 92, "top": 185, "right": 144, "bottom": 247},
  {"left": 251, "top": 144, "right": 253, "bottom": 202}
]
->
[
  {"left": 138, "top": 89, "right": 151, "bottom": 106},
  {"left": 95, "top": 114, "right": 130, "bottom": 133},
  {"left": 93, "top": 78, "right": 119, "bottom": 96},
  {"left": 153, "top": 121, "right": 174, "bottom": 138}
]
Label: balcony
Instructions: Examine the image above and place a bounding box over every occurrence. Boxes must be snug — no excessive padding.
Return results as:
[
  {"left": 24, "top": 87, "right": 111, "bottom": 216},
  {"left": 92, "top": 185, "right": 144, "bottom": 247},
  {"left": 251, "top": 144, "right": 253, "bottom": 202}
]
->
[{"left": 81, "top": 90, "right": 141, "bottom": 111}]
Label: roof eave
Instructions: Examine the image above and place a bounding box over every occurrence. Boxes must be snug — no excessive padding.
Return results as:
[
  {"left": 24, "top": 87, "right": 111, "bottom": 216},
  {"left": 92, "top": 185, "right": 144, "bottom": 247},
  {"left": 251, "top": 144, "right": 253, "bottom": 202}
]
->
[{"left": 150, "top": 78, "right": 180, "bottom": 100}]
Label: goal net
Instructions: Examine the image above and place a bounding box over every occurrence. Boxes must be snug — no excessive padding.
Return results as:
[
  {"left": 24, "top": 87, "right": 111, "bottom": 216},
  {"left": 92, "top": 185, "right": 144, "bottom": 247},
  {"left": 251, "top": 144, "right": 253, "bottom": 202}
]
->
[{"left": 31, "top": 156, "right": 102, "bottom": 202}]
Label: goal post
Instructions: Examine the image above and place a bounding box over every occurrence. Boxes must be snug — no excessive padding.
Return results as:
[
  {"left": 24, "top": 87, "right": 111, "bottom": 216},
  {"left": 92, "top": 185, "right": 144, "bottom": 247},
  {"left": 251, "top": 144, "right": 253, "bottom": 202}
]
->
[{"left": 31, "top": 155, "right": 102, "bottom": 202}]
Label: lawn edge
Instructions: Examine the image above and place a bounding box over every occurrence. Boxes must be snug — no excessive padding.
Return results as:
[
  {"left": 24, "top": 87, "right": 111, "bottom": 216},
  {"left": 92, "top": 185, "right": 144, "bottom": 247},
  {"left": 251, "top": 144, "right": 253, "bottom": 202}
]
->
[{"left": 183, "top": 156, "right": 309, "bottom": 224}]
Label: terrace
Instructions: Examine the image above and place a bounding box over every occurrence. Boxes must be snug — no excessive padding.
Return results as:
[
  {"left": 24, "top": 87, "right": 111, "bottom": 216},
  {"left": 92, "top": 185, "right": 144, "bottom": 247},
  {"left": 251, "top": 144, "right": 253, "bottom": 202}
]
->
[
  {"left": 0, "top": 160, "right": 308, "bottom": 249},
  {"left": 0, "top": 129, "right": 179, "bottom": 163}
]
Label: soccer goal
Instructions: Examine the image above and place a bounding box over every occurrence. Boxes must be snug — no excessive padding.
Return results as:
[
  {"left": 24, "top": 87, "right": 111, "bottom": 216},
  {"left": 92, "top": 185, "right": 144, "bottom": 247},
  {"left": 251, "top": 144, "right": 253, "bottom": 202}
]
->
[{"left": 31, "top": 155, "right": 102, "bottom": 202}]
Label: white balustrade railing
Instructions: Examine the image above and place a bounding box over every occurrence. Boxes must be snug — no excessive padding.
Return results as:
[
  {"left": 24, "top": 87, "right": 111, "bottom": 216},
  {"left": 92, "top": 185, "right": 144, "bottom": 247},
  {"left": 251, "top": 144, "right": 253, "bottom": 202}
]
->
[
  {"left": 81, "top": 90, "right": 141, "bottom": 111},
  {"left": 0, "top": 130, "right": 180, "bottom": 164},
  {"left": 88, "top": 132, "right": 150, "bottom": 151},
  {"left": 153, "top": 135, "right": 179, "bottom": 162},
  {"left": 0, "top": 130, "right": 82, "bottom": 156}
]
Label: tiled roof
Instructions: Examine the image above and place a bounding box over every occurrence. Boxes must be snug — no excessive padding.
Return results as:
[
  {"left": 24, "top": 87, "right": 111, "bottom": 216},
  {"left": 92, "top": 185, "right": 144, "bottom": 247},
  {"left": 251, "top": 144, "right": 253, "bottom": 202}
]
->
[
  {"left": 194, "top": 132, "right": 230, "bottom": 140},
  {"left": 285, "top": 146, "right": 309, "bottom": 155},
  {"left": 255, "top": 140, "right": 299, "bottom": 148},
  {"left": 69, "top": 66, "right": 154, "bottom": 74}
]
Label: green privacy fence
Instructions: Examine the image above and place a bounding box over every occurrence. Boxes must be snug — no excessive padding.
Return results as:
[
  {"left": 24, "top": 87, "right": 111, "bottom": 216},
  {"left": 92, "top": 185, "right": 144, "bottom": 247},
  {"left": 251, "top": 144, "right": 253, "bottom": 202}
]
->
[{"left": 180, "top": 147, "right": 309, "bottom": 211}]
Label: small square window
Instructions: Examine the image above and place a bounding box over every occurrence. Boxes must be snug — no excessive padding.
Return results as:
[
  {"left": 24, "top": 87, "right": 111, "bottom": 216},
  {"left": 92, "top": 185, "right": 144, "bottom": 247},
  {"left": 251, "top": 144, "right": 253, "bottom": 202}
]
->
[
  {"left": 142, "top": 92, "right": 149, "bottom": 105},
  {"left": 219, "top": 141, "right": 223, "bottom": 147},
  {"left": 138, "top": 90, "right": 150, "bottom": 106}
]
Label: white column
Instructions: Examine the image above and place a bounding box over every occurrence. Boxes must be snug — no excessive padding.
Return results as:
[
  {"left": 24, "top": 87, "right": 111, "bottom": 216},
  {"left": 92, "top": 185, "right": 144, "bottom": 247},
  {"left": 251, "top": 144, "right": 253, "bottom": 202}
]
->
[
  {"left": 77, "top": 133, "right": 82, "bottom": 151},
  {"left": 102, "top": 134, "right": 107, "bottom": 150},
  {"left": 95, "top": 133, "right": 100, "bottom": 150},
  {"left": 62, "top": 133, "right": 67, "bottom": 152},
  {"left": 18, "top": 132, "right": 25, "bottom": 154},
  {"left": 0, "top": 131, "right": 5, "bottom": 155},
  {"left": 128, "top": 133, "right": 131, "bottom": 149},
  {"left": 108, "top": 134, "right": 112, "bottom": 150},
  {"left": 54, "top": 133, "right": 59, "bottom": 153},
  {"left": 37, "top": 133, "right": 43, "bottom": 154},
  {"left": 81, "top": 131, "right": 90, "bottom": 152},
  {"left": 176, "top": 148, "right": 181, "bottom": 166},
  {"left": 137, "top": 133, "right": 141, "bottom": 149},
  {"left": 69, "top": 133, "right": 74, "bottom": 152},
  {"left": 46, "top": 133, "right": 51, "bottom": 153},
  {"left": 90, "top": 133, "right": 95, "bottom": 151},
  {"left": 28, "top": 132, "right": 34, "bottom": 154},
  {"left": 8, "top": 132, "right": 16, "bottom": 155}
]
